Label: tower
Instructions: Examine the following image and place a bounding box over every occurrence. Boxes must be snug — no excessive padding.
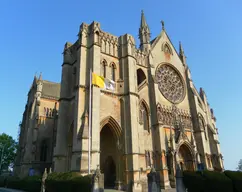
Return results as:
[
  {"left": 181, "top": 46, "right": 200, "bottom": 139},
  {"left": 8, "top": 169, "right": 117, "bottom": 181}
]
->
[{"left": 139, "top": 10, "right": 151, "bottom": 52}]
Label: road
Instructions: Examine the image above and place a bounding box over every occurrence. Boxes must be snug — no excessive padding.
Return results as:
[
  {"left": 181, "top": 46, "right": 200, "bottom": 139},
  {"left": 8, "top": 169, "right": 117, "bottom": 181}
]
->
[{"left": 0, "top": 188, "right": 24, "bottom": 192}]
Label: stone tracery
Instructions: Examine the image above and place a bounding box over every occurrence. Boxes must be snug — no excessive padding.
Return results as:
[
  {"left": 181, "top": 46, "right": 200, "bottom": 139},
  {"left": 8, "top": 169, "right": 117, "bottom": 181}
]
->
[
  {"left": 156, "top": 64, "right": 185, "bottom": 103},
  {"left": 157, "top": 103, "right": 192, "bottom": 129}
]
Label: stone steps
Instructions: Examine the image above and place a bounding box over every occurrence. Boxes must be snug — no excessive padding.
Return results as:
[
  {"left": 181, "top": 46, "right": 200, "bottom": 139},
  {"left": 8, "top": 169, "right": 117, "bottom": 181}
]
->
[{"left": 163, "top": 189, "right": 177, "bottom": 192}]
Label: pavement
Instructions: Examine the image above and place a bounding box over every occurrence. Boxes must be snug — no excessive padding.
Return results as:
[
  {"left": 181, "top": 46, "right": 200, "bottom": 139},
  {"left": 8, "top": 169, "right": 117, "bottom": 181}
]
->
[
  {"left": 0, "top": 188, "right": 24, "bottom": 192},
  {"left": 0, "top": 187, "right": 176, "bottom": 192}
]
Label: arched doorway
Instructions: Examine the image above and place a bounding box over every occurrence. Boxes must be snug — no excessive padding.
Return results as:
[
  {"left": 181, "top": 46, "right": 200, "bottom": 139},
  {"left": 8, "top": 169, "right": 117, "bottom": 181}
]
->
[
  {"left": 178, "top": 144, "right": 194, "bottom": 171},
  {"left": 100, "top": 124, "right": 117, "bottom": 188}
]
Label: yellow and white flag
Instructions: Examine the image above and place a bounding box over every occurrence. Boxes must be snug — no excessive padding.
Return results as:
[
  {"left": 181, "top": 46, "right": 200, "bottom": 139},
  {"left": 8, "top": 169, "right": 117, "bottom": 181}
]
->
[
  {"left": 92, "top": 73, "right": 116, "bottom": 91},
  {"left": 92, "top": 73, "right": 105, "bottom": 88},
  {"left": 104, "top": 78, "right": 116, "bottom": 91}
]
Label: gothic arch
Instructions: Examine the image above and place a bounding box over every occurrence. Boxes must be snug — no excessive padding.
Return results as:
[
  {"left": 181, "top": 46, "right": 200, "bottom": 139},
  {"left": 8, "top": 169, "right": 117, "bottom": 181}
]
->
[
  {"left": 109, "top": 62, "right": 116, "bottom": 68},
  {"left": 139, "top": 99, "right": 150, "bottom": 115},
  {"left": 176, "top": 141, "right": 195, "bottom": 160},
  {"left": 137, "top": 68, "right": 146, "bottom": 86},
  {"left": 101, "top": 59, "right": 108, "bottom": 77},
  {"left": 161, "top": 42, "right": 173, "bottom": 55},
  {"left": 40, "top": 139, "right": 48, "bottom": 162},
  {"left": 176, "top": 141, "right": 195, "bottom": 171},
  {"left": 109, "top": 62, "right": 116, "bottom": 81},
  {"left": 100, "top": 116, "right": 122, "bottom": 140}
]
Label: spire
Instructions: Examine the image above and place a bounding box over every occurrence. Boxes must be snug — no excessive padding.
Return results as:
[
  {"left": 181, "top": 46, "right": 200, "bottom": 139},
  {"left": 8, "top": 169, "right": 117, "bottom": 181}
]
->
[
  {"left": 161, "top": 20, "right": 165, "bottom": 31},
  {"left": 140, "top": 10, "right": 148, "bottom": 29},
  {"left": 38, "top": 72, "right": 42, "bottom": 81},
  {"left": 139, "top": 10, "right": 150, "bottom": 52},
  {"left": 179, "top": 41, "right": 186, "bottom": 65}
]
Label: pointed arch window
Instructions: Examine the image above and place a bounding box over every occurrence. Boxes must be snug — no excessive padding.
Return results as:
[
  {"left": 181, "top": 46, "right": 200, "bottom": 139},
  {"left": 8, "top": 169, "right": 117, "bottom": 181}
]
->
[
  {"left": 139, "top": 101, "right": 150, "bottom": 132},
  {"left": 162, "top": 43, "right": 173, "bottom": 55},
  {"left": 145, "top": 151, "right": 151, "bottom": 168},
  {"left": 101, "top": 60, "right": 107, "bottom": 78},
  {"left": 40, "top": 140, "right": 48, "bottom": 162},
  {"left": 110, "top": 63, "right": 116, "bottom": 81},
  {"left": 137, "top": 68, "right": 146, "bottom": 87}
]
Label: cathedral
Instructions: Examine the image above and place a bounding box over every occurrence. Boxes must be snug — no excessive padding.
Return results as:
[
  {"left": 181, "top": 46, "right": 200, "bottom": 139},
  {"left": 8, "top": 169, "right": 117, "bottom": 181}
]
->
[{"left": 14, "top": 11, "right": 224, "bottom": 190}]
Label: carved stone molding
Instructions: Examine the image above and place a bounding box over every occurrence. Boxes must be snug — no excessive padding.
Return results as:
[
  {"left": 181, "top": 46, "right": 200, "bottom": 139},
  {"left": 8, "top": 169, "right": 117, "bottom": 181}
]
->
[
  {"left": 155, "top": 64, "right": 185, "bottom": 104},
  {"left": 156, "top": 103, "right": 192, "bottom": 130}
]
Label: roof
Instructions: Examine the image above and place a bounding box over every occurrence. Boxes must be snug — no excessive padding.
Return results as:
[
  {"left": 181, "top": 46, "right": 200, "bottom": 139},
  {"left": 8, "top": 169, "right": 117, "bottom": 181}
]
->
[
  {"left": 42, "top": 80, "right": 60, "bottom": 100},
  {"left": 150, "top": 37, "right": 157, "bottom": 45}
]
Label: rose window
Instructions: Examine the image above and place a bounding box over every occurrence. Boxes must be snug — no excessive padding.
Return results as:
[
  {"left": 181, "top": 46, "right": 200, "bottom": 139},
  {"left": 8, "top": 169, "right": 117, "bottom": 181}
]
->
[{"left": 156, "top": 64, "right": 185, "bottom": 103}]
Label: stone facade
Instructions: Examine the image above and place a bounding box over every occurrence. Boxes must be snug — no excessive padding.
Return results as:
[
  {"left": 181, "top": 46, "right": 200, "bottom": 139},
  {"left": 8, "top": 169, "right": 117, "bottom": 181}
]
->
[{"left": 15, "top": 11, "right": 224, "bottom": 190}]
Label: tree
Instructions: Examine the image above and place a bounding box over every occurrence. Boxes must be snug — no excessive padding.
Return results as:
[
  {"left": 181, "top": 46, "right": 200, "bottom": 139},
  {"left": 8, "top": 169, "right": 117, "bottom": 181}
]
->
[
  {"left": 237, "top": 159, "right": 242, "bottom": 171},
  {"left": 0, "top": 133, "right": 17, "bottom": 173}
]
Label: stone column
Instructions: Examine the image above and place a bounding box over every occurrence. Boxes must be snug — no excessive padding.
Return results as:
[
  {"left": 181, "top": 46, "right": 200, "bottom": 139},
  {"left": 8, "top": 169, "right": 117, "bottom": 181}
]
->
[
  {"left": 71, "top": 23, "right": 89, "bottom": 173},
  {"left": 159, "top": 150, "right": 171, "bottom": 189},
  {"left": 53, "top": 43, "right": 73, "bottom": 172},
  {"left": 119, "top": 34, "right": 142, "bottom": 191},
  {"left": 175, "top": 163, "right": 186, "bottom": 192},
  {"left": 89, "top": 22, "right": 101, "bottom": 172}
]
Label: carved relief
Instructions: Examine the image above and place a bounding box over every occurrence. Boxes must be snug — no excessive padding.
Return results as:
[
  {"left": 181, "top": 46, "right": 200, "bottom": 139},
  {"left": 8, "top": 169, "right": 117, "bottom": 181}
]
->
[
  {"left": 162, "top": 43, "right": 173, "bottom": 55},
  {"left": 156, "top": 103, "right": 192, "bottom": 130},
  {"left": 100, "top": 32, "right": 118, "bottom": 57},
  {"left": 155, "top": 64, "right": 185, "bottom": 103}
]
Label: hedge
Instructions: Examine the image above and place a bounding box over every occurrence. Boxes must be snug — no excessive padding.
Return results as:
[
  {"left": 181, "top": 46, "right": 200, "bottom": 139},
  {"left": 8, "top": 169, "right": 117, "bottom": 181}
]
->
[
  {"left": 183, "top": 171, "right": 205, "bottom": 192},
  {"left": 202, "top": 170, "right": 233, "bottom": 192},
  {"left": 224, "top": 170, "right": 242, "bottom": 192},
  {"left": 183, "top": 170, "right": 242, "bottom": 192},
  {"left": 6, "top": 175, "right": 41, "bottom": 192},
  {"left": 0, "top": 176, "right": 8, "bottom": 187},
  {"left": 45, "top": 172, "right": 92, "bottom": 192}
]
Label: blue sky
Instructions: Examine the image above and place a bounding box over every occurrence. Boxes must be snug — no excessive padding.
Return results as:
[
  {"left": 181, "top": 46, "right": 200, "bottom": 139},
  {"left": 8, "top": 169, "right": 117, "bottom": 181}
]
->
[{"left": 0, "top": 0, "right": 241, "bottom": 170}]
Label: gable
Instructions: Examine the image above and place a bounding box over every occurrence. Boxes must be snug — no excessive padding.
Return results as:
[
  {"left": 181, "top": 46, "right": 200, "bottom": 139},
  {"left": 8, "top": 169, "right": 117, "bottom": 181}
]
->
[{"left": 150, "top": 30, "right": 185, "bottom": 77}]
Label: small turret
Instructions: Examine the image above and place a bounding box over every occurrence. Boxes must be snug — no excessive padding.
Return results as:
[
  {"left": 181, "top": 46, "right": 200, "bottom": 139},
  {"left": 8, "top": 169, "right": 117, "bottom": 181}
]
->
[
  {"left": 63, "top": 42, "right": 73, "bottom": 64},
  {"left": 179, "top": 41, "right": 187, "bottom": 65},
  {"left": 36, "top": 73, "right": 43, "bottom": 93},
  {"left": 139, "top": 10, "right": 151, "bottom": 52}
]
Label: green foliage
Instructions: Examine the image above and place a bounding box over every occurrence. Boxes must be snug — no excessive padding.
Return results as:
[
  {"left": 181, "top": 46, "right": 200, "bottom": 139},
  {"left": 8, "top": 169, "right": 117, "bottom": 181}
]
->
[
  {"left": 183, "top": 170, "right": 238, "bottom": 192},
  {"left": 0, "top": 176, "right": 7, "bottom": 187},
  {"left": 6, "top": 175, "right": 41, "bottom": 192},
  {"left": 224, "top": 170, "right": 242, "bottom": 192},
  {"left": 237, "top": 159, "right": 242, "bottom": 172},
  {"left": 45, "top": 172, "right": 92, "bottom": 192},
  {"left": 202, "top": 170, "right": 233, "bottom": 192},
  {"left": 0, "top": 133, "right": 18, "bottom": 171},
  {"left": 183, "top": 171, "right": 205, "bottom": 192}
]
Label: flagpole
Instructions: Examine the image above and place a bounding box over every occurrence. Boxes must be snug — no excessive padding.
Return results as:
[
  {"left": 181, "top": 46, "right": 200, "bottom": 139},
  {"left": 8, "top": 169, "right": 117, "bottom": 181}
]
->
[{"left": 88, "top": 67, "right": 92, "bottom": 175}]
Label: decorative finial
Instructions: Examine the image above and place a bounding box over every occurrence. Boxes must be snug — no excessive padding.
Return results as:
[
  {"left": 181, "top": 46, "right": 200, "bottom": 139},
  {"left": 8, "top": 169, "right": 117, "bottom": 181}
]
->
[
  {"left": 39, "top": 72, "right": 42, "bottom": 80},
  {"left": 161, "top": 20, "right": 165, "bottom": 30},
  {"left": 179, "top": 41, "right": 183, "bottom": 53}
]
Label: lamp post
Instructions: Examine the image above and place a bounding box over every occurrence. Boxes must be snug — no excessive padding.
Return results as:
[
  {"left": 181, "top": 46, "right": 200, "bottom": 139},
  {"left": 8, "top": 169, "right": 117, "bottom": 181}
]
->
[{"left": 115, "top": 138, "right": 122, "bottom": 190}]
